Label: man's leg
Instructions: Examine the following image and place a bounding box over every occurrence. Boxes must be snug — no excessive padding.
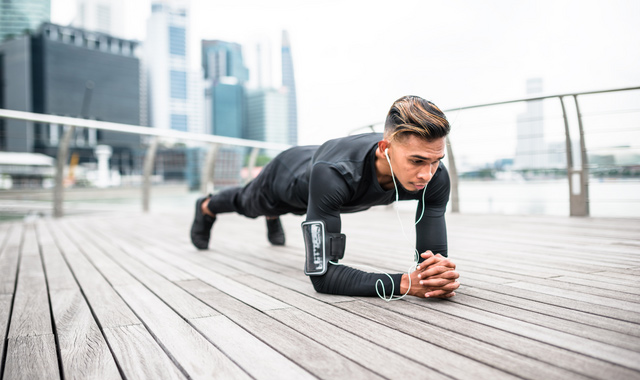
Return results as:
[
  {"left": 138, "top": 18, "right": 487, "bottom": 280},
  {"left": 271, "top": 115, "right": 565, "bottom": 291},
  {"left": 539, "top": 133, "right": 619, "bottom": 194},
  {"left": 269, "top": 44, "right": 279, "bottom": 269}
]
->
[
  {"left": 190, "top": 179, "right": 288, "bottom": 249},
  {"left": 265, "top": 216, "right": 285, "bottom": 246},
  {"left": 190, "top": 186, "right": 243, "bottom": 250},
  {"left": 190, "top": 194, "right": 217, "bottom": 250}
]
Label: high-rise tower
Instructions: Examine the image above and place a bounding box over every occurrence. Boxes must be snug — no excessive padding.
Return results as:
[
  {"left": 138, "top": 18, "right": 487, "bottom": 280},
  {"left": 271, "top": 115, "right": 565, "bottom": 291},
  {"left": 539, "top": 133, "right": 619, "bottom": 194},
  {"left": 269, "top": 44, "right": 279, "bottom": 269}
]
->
[
  {"left": 0, "top": 0, "right": 50, "bottom": 41},
  {"left": 281, "top": 30, "right": 298, "bottom": 145},
  {"left": 202, "top": 40, "right": 248, "bottom": 138},
  {"left": 145, "top": 0, "right": 203, "bottom": 134},
  {"left": 74, "top": 0, "right": 125, "bottom": 37}
]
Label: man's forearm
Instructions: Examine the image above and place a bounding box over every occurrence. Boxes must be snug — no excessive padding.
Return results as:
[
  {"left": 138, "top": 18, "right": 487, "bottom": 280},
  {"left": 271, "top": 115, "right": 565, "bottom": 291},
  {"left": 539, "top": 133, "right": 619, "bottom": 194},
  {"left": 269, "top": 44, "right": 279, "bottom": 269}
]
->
[{"left": 309, "top": 264, "right": 404, "bottom": 297}]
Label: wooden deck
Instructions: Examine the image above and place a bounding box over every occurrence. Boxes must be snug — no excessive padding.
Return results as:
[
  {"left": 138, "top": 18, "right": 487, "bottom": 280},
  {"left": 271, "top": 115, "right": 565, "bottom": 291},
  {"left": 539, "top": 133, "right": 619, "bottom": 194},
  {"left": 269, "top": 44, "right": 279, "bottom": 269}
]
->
[{"left": 1, "top": 207, "right": 639, "bottom": 380}]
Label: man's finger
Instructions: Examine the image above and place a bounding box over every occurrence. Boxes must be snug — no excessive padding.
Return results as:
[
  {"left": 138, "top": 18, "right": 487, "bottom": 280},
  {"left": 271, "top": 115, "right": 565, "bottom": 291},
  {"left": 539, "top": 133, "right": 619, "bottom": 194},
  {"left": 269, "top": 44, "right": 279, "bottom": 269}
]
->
[{"left": 419, "top": 277, "right": 459, "bottom": 288}]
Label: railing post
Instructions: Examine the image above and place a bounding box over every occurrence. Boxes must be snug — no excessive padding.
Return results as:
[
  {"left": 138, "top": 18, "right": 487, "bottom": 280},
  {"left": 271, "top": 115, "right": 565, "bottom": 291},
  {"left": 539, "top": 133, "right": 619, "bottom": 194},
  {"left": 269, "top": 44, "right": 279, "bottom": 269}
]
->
[
  {"left": 573, "top": 95, "right": 590, "bottom": 216},
  {"left": 559, "top": 96, "right": 589, "bottom": 217},
  {"left": 53, "top": 124, "right": 75, "bottom": 218},
  {"left": 200, "top": 143, "right": 219, "bottom": 194},
  {"left": 445, "top": 136, "right": 460, "bottom": 213},
  {"left": 245, "top": 147, "right": 260, "bottom": 184},
  {"left": 142, "top": 137, "right": 158, "bottom": 213}
]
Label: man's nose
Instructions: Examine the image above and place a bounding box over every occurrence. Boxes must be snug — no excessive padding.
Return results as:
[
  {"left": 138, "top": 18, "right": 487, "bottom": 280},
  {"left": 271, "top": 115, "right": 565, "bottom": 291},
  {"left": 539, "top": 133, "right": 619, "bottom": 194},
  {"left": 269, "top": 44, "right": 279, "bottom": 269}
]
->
[{"left": 417, "top": 165, "right": 434, "bottom": 181}]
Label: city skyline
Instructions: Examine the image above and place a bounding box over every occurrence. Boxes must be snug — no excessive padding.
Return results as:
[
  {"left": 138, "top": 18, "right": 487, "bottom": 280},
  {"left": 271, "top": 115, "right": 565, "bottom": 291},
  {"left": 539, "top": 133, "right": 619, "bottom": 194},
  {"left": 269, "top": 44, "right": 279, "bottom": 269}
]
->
[{"left": 48, "top": 0, "right": 640, "bottom": 147}]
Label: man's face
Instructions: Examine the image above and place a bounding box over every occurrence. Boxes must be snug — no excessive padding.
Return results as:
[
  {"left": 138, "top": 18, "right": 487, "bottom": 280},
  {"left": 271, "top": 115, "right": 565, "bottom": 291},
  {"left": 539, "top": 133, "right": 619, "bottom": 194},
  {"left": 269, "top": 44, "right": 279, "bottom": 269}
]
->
[{"left": 386, "top": 135, "right": 446, "bottom": 192}]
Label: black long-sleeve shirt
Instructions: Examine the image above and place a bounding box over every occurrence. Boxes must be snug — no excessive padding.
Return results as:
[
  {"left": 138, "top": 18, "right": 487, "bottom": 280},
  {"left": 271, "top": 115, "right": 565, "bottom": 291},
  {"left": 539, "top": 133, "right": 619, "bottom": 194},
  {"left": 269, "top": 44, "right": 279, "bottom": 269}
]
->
[{"left": 269, "top": 133, "right": 449, "bottom": 296}]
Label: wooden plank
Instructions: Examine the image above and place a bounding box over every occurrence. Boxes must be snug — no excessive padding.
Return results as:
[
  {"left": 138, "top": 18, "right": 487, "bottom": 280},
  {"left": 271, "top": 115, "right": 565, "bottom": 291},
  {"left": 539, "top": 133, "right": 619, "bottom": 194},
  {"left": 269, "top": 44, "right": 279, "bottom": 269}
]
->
[
  {"left": 266, "top": 307, "right": 458, "bottom": 380},
  {"left": 177, "top": 279, "right": 384, "bottom": 380},
  {"left": 462, "top": 277, "right": 640, "bottom": 323},
  {"left": 0, "top": 294, "right": 12, "bottom": 374},
  {"left": 67, "top": 224, "right": 219, "bottom": 320},
  {"left": 235, "top": 274, "right": 580, "bottom": 380},
  {"left": 0, "top": 224, "right": 22, "bottom": 295},
  {"left": 461, "top": 286, "right": 640, "bottom": 338},
  {"left": 141, "top": 247, "right": 290, "bottom": 312},
  {"left": 45, "top": 221, "right": 141, "bottom": 329},
  {"left": 102, "top": 324, "right": 186, "bottom": 380},
  {"left": 114, "top": 282, "right": 251, "bottom": 380},
  {"left": 49, "top": 288, "right": 121, "bottom": 380},
  {"left": 404, "top": 296, "right": 640, "bottom": 372},
  {"left": 506, "top": 281, "right": 640, "bottom": 313},
  {"left": 338, "top": 300, "right": 585, "bottom": 380},
  {"left": 363, "top": 297, "right": 640, "bottom": 380},
  {"left": 8, "top": 231, "right": 52, "bottom": 338},
  {"left": 56, "top": 220, "right": 137, "bottom": 287},
  {"left": 450, "top": 293, "right": 640, "bottom": 352},
  {"left": 36, "top": 222, "right": 77, "bottom": 291},
  {"left": 3, "top": 334, "right": 59, "bottom": 380},
  {"left": 191, "top": 315, "right": 314, "bottom": 380},
  {"left": 461, "top": 269, "right": 640, "bottom": 302}
]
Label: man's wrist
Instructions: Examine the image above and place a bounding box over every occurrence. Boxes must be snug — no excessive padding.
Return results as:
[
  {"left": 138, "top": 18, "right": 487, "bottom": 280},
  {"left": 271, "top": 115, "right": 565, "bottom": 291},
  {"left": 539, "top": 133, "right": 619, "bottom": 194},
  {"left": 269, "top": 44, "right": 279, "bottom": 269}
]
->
[{"left": 400, "top": 273, "right": 410, "bottom": 295}]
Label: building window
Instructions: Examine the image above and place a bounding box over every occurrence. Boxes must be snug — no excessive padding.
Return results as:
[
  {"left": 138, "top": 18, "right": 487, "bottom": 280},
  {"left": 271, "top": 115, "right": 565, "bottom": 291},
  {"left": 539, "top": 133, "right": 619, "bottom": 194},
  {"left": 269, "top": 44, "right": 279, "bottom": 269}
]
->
[
  {"left": 169, "top": 26, "right": 186, "bottom": 56},
  {"left": 170, "top": 70, "right": 187, "bottom": 99},
  {"left": 171, "top": 114, "right": 188, "bottom": 131}
]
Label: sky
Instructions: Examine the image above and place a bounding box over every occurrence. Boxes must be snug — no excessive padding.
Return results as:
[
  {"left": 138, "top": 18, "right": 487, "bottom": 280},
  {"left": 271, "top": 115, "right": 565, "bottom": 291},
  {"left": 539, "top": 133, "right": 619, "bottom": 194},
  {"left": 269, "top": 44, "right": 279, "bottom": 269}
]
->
[{"left": 51, "top": 0, "right": 640, "bottom": 151}]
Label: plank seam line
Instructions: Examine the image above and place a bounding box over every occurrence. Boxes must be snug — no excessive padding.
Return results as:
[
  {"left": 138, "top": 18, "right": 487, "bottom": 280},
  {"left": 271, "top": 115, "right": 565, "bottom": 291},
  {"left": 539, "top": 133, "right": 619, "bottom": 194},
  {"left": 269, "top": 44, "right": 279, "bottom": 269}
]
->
[
  {"left": 37, "top": 223, "right": 66, "bottom": 380},
  {"left": 359, "top": 297, "right": 596, "bottom": 379},
  {"left": 460, "top": 287, "right": 640, "bottom": 336},
  {"left": 410, "top": 297, "right": 640, "bottom": 372},
  {"left": 466, "top": 282, "right": 640, "bottom": 325},
  {"left": 178, "top": 282, "right": 335, "bottom": 380},
  {"left": 200, "top": 263, "right": 454, "bottom": 379},
  {"left": 0, "top": 224, "right": 12, "bottom": 257},
  {"left": 59, "top": 220, "right": 195, "bottom": 380},
  {"left": 82, "top": 221, "right": 268, "bottom": 379},
  {"left": 450, "top": 292, "right": 640, "bottom": 346},
  {"left": 47, "top": 221, "right": 129, "bottom": 380},
  {"left": 0, "top": 224, "right": 23, "bottom": 380}
]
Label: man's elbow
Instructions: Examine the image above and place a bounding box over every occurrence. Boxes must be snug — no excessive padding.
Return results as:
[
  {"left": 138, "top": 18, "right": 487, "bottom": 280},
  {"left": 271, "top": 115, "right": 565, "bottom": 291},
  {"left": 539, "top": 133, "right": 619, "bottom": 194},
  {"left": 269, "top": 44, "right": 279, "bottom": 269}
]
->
[{"left": 309, "top": 274, "right": 331, "bottom": 294}]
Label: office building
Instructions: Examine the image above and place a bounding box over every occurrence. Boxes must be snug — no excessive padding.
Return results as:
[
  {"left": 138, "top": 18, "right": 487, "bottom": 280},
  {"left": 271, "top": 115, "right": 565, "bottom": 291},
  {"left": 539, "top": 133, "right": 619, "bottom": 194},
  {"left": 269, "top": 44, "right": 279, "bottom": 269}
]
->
[
  {"left": 245, "top": 88, "right": 288, "bottom": 153},
  {"left": 145, "top": 1, "right": 203, "bottom": 134},
  {"left": 74, "top": 0, "right": 125, "bottom": 37},
  {"left": 0, "top": 0, "right": 50, "bottom": 41},
  {"left": 0, "top": 23, "right": 141, "bottom": 174},
  {"left": 281, "top": 30, "right": 298, "bottom": 145},
  {"left": 202, "top": 40, "right": 249, "bottom": 138}
]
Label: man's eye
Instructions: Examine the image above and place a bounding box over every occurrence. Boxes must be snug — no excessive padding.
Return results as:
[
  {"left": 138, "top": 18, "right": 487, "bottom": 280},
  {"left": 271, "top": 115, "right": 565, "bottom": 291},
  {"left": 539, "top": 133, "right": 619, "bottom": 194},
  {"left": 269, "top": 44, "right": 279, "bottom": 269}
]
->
[{"left": 411, "top": 160, "right": 423, "bottom": 165}]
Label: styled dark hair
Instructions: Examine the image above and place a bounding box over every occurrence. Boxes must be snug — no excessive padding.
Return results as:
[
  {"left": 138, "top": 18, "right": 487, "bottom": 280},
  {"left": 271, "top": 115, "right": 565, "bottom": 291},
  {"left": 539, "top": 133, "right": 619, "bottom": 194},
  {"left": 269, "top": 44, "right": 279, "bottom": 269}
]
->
[{"left": 384, "top": 96, "right": 450, "bottom": 141}]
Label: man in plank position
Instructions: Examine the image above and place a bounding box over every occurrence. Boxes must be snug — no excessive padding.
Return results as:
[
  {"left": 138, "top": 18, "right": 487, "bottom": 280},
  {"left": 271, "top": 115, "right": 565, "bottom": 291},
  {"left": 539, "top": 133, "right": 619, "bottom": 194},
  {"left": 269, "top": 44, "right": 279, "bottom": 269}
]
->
[{"left": 190, "top": 96, "right": 459, "bottom": 299}]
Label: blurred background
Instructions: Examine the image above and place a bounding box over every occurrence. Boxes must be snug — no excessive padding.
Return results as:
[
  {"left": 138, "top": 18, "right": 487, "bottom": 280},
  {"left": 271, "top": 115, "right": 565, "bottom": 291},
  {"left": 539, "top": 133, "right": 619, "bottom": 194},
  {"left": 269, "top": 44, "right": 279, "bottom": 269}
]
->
[{"left": 0, "top": 0, "right": 638, "bottom": 221}]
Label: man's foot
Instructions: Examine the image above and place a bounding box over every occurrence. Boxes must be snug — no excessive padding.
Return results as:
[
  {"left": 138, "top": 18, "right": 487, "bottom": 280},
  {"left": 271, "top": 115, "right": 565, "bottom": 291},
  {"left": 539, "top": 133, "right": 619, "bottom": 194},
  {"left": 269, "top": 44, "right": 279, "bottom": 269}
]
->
[
  {"left": 266, "top": 217, "right": 285, "bottom": 246},
  {"left": 190, "top": 196, "right": 216, "bottom": 250}
]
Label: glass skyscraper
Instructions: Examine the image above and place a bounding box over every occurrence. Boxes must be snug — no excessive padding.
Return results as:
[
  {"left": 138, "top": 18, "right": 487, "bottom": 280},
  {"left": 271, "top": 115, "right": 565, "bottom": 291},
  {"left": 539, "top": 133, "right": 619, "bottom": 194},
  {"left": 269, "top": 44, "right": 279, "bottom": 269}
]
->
[
  {"left": 0, "top": 0, "right": 50, "bottom": 41},
  {"left": 202, "top": 40, "right": 249, "bottom": 138},
  {"left": 145, "top": 1, "right": 203, "bottom": 134},
  {"left": 281, "top": 30, "right": 298, "bottom": 145}
]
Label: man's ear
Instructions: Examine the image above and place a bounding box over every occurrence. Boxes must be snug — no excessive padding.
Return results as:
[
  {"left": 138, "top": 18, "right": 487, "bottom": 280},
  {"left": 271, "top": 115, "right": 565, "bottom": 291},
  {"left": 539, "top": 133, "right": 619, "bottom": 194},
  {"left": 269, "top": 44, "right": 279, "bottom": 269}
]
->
[{"left": 378, "top": 140, "right": 390, "bottom": 153}]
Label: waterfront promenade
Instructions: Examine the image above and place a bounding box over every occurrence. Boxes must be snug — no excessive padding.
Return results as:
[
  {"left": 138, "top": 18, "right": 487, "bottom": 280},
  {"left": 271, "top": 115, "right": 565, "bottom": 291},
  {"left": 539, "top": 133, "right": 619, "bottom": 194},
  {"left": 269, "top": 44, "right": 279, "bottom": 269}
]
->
[{"left": 1, "top": 207, "right": 639, "bottom": 379}]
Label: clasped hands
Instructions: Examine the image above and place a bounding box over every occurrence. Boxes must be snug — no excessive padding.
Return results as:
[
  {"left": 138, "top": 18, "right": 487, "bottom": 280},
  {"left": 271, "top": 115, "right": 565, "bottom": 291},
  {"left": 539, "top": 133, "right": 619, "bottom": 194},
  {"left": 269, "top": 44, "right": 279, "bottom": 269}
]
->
[{"left": 400, "top": 251, "right": 460, "bottom": 299}]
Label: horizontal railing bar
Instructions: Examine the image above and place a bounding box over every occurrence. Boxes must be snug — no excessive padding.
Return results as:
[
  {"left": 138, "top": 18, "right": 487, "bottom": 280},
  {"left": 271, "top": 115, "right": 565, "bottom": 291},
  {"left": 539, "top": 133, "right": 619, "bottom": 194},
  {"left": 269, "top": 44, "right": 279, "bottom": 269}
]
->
[
  {"left": 442, "top": 85, "right": 640, "bottom": 113},
  {"left": 0, "top": 108, "right": 292, "bottom": 151}
]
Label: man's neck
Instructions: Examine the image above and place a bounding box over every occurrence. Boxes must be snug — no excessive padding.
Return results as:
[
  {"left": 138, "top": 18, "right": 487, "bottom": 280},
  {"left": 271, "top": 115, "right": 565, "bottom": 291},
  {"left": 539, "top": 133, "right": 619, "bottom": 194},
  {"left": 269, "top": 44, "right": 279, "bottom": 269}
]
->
[{"left": 374, "top": 147, "right": 395, "bottom": 190}]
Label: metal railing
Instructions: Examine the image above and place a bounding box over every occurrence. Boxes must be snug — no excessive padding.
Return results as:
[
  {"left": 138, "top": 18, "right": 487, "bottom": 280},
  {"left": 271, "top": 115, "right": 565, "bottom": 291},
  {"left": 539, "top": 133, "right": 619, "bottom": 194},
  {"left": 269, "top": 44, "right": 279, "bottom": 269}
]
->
[
  {"left": 0, "top": 109, "right": 291, "bottom": 217},
  {"left": 351, "top": 85, "right": 640, "bottom": 217},
  {"left": 1, "top": 85, "right": 638, "bottom": 218}
]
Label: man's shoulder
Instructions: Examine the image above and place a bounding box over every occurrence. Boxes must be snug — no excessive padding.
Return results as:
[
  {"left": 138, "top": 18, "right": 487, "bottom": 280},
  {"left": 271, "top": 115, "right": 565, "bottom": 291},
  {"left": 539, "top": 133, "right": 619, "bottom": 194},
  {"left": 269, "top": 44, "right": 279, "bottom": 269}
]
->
[{"left": 313, "top": 133, "right": 382, "bottom": 165}]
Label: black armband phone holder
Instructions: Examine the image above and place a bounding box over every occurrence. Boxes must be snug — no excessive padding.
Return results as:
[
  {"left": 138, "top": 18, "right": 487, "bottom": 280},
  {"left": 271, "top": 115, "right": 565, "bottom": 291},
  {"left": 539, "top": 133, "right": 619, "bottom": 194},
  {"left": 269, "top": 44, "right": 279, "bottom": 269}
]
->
[{"left": 301, "top": 220, "right": 346, "bottom": 276}]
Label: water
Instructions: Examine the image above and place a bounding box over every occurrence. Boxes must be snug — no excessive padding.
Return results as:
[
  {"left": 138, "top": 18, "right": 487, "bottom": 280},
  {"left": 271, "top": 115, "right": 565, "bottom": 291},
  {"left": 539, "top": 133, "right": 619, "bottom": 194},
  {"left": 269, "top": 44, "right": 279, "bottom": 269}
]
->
[
  {"left": 453, "top": 178, "right": 640, "bottom": 217},
  {"left": 1, "top": 180, "right": 638, "bottom": 222}
]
